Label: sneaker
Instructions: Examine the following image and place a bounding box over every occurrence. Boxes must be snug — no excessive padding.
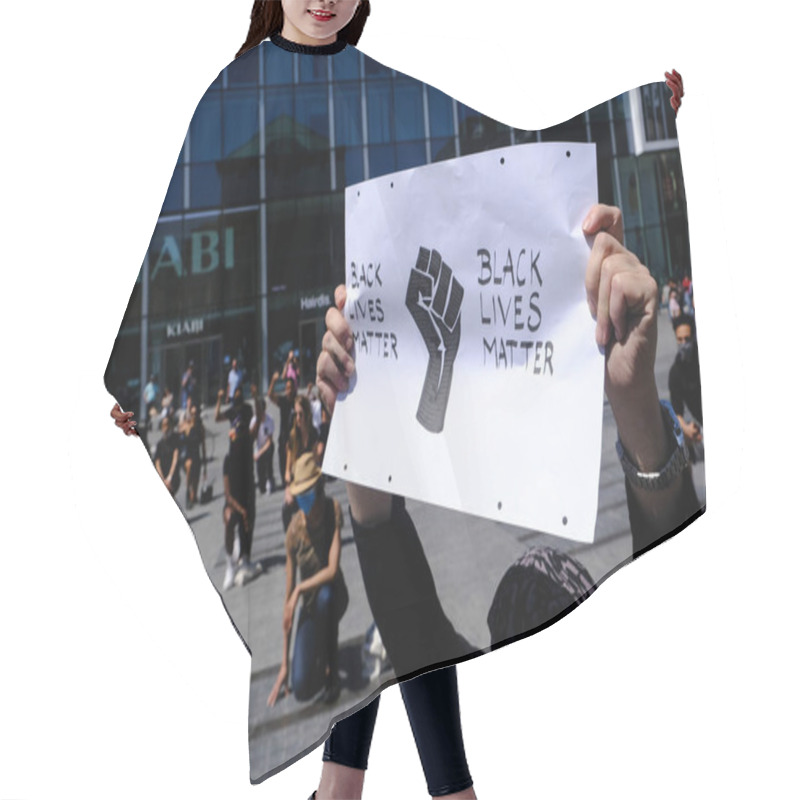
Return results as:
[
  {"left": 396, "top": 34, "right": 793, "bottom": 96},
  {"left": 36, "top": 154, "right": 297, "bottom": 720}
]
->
[
  {"left": 222, "top": 560, "right": 236, "bottom": 591},
  {"left": 320, "top": 680, "right": 341, "bottom": 705},
  {"left": 234, "top": 559, "right": 260, "bottom": 587}
]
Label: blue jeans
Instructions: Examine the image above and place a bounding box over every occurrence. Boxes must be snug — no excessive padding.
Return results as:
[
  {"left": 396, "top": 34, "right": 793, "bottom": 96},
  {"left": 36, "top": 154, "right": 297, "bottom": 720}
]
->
[{"left": 291, "top": 582, "right": 342, "bottom": 701}]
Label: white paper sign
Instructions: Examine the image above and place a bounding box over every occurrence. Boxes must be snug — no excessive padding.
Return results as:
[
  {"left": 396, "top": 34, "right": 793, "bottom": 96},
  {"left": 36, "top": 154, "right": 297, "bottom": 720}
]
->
[{"left": 324, "top": 142, "right": 604, "bottom": 542}]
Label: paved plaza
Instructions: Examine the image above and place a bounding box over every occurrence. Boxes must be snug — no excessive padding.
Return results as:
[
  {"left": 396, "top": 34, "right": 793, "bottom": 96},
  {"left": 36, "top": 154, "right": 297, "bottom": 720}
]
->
[{"left": 139, "top": 309, "right": 704, "bottom": 779}]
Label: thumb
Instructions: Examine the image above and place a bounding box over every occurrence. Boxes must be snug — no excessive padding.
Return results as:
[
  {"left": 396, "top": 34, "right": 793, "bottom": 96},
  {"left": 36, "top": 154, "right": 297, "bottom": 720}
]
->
[{"left": 334, "top": 284, "right": 347, "bottom": 311}]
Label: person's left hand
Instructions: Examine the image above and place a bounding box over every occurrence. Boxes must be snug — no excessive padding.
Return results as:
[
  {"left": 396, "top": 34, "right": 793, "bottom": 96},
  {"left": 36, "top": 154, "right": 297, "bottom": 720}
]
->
[
  {"left": 283, "top": 591, "right": 298, "bottom": 635},
  {"left": 582, "top": 204, "right": 659, "bottom": 413},
  {"left": 110, "top": 403, "right": 138, "bottom": 436}
]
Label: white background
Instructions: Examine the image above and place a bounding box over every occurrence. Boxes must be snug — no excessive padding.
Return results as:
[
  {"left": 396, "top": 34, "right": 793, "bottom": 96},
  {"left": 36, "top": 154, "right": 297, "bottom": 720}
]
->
[{"left": 1, "top": 1, "right": 796, "bottom": 798}]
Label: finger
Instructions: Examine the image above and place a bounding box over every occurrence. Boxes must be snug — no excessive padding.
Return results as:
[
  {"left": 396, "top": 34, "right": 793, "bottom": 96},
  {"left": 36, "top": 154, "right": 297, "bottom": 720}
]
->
[
  {"left": 334, "top": 283, "right": 347, "bottom": 311},
  {"left": 317, "top": 375, "right": 339, "bottom": 416},
  {"left": 582, "top": 203, "right": 624, "bottom": 244},
  {"left": 321, "top": 327, "right": 354, "bottom": 377},
  {"left": 325, "top": 305, "right": 354, "bottom": 352},
  {"left": 672, "top": 69, "right": 683, "bottom": 91},
  {"left": 608, "top": 264, "right": 657, "bottom": 344},
  {"left": 317, "top": 347, "right": 351, "bottom": 395},
  {"left": 585, "top": 231, "right": 624, "bottom": 326}
]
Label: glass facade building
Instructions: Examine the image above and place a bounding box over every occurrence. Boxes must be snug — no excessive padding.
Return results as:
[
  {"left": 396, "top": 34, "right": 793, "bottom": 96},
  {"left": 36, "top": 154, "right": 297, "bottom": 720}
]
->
[{"left": 106, "top": 41, "right": 690, "bottom": 417}]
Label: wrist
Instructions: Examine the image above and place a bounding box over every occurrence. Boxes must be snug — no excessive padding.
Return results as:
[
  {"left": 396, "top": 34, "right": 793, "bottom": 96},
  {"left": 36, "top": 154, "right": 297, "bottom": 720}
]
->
[{"left": 609, "top": 381, "right": 670, "bottom": 472}]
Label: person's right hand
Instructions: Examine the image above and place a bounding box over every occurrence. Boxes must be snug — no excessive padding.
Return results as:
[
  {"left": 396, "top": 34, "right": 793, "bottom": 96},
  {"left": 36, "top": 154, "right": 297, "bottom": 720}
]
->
[
  {"left": 110, "top": 403, "right": 138, "bottom": 436},
  {"left": 316, "top": 284, "right": 354, "bottom": 414},
  {"left": 217, "top": 389, "right": 225, "bottom": 402},
  {"left": 682, "top": 419, "right": 702, "bottom": 443},
  {"left": 267, "top": 665, "right": 289, "bottom": 707}
]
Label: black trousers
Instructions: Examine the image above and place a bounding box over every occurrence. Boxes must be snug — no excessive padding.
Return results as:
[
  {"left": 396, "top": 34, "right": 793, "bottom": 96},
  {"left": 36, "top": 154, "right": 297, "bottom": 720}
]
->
[{"left": 323, "top": 665, "right": 472, "bottom": 798}]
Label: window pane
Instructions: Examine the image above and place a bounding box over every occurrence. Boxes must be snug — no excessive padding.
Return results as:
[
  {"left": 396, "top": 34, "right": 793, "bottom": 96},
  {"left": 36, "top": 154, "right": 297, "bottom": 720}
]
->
[
  {"left": 333, "top": 81, "right": 362, "bottom": 146},
  {"left": 161, "top": 164, "right": 184, "bottom": 213},
  {"left": 299, "top": 53, "right": 328, "bottom": 83},
  {"left": 367, "top": 81, "right": 392, "bottom": 144},
  {"left": 393, "top": 80, "right": 424, "bottom": 141},
  {"left": 228, "top": 48, "right": 259, "bottom": 85},
  {"left": 190, "top": 163, "right": 221, "bottom": 209},
  {"left": 540, "top": 113, "right": 586, "bottom": 143},
  {"left": 395, "top": 140, "right": 426, "bottom": 171},
  {"left": 191, "top": 92, "right": 222, "bottom": 162},
  {"left": 296, "top": 85, "right": 330, "bottom": 140},
  {"left": 265, "top": 45, "right": 294, "bottom": 85},
  {"left": 368, "top": 144, "right": 395, "bottom": 178},
  {"left": 428, "top": 86, "right": 454, "bottom": 138},
  {"left": 364, "top": 54, "right": 391, "bottom": 78},
  {"left": 333, "top": 48, "right": 360, "bottom": 80},
  {"left": 335, "top": 145, "right": 364, "bottom": 187},
  {"left": 220, "top": 157, "right": 259, "bottom": 207},
  {"left": 223, "top": 90, "right": 259, "bottom": 158},
  {"left": 431, "top": 136, "right": 456, "bottom": 162}
]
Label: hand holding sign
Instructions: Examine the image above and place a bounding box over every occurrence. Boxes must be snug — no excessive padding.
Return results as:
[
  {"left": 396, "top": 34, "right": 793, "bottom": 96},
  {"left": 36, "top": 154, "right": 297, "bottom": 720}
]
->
[{"left": 406, "top": 247, "right": 464, "bottom": 433}]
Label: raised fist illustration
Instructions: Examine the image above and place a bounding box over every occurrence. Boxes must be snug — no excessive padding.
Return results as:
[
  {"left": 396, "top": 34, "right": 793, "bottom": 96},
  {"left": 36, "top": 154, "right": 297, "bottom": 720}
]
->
[{"left": 405, "top": 246, "right": 464, "bottom": 433}]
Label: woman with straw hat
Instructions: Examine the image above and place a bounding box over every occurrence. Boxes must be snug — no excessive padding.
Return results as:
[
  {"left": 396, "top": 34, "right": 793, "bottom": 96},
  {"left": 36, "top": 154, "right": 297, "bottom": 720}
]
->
[{"left": 269, "top": 452, "right": 349, "bottom": 707}]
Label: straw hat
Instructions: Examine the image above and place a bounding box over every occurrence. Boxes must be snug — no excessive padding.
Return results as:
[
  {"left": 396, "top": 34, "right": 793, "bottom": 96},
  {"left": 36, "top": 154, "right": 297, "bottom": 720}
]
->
[{"left": 290, "top": 453, "right": 322, "bottom": 496}]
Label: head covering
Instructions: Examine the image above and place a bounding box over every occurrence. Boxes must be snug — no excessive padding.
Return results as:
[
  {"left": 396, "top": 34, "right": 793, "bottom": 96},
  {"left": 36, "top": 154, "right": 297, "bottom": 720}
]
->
[{"left": 289, "top": 453, "right": 321, "bottom": 496}]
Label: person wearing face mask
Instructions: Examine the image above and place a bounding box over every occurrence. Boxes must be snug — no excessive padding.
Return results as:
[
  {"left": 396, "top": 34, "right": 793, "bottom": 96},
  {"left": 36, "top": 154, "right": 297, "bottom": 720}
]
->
[
  {"left": 669, "top": 314, "right": 703, "bottom": 458},
  {"left": 217, "top": 387, "right": 258, "bottom": 589},
  {"left": 269, "top": 453, "right": 349, "bottom": 707}
]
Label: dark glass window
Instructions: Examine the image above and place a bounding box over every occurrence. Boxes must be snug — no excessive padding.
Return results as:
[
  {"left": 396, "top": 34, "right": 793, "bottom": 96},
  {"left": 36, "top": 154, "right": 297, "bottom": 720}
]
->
[
  {"left": 393, "top": 79, "right": 424, "bottom": 141},
  {"left": 368, "top": 143, "right": 396, "bottom": 177},
  {"left": 335, "top": 145, "right": 364, "bottom": 187},
  {"left": 265, "top": 45, "right": 294, "bottom": 85},
  {"left": 296, "top": 84, "right": 330, "bottom": 140},
  {"left": 611, "top": 93, "right": 630, "bottom": 155},
  {"left": 333, "top": 48, "right": 360, "bottom": 81},
  {"left": 299, "top": 53, "right": 329, "bottom": 83},
  {"left": 147, "top": 212, "right": 259, "bottom": 318},
  {"left": 265, "top": 86, "right": 294, "bottom": 128},
  {"left": 395, "top": 140, "right": 426, "bottom": 171},
  {"left": 364, "top": 54, "right": 391, "bottom": 78},
  {"left": 220, "top": 156, "right": 259, "bottom": 207},
  {"left": 223, "top": 90, "right": 259, "bottom": 158},
  {"left": 617, "top": 157, "right": 642, "bottom": 229},
  {"left": 428, "top": 86, "right": 454, "bottom": 138},
  {"left": 190, "top": 163, "right": 222, "bottom": 209},
  {"left": 191, "top": 92, "right": 222, "bottom": 162},
  {"left": 228, "top": 47, "right": 259, "bottom": 85},
  {"left": 161, "top": 164, "right": 184, "bottom": 213},
  {"left": 512, "top": 129, "right": 538, "bottom": 145},
  {"left": 540, "top": 113, "right": 587, "bottom": 143},
  {"left": 431, "top": 136, "right": 456, "bottom": 162},
  {"left": 457, "top": 105, "right": 509, "bottom": 155},
  {"left": 638, "top": 155, "right": 663, "bottom": 227},
  {"left": 333, "top": 82, "right": 363, "bottom": 146},
  {"left": 267, "top": 196, "right": 339, "bottom": 291},
  {"left": 367, "top": 81, "right": 392, "bottom": 144}
]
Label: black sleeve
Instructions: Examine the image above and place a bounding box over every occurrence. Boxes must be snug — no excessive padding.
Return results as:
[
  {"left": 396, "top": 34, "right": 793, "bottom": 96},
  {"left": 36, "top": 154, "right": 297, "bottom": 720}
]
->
[
  {"left": 626, "top": 469, "right": 702, "bottom": 559},
  {"left": 668, "top": 363, "right": 686, "bottom": 417}
]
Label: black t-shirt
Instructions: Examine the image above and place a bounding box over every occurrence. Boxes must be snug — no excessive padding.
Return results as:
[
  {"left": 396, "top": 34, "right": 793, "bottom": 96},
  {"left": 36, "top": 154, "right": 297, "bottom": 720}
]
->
[
  {"left": 668, "top": 342, "right": 703, "bottom": 426},
  {"left": 223, "top": 444, "right": 254, "bottom": 506},
  {"left": 154, "top": 433, "right": 179, "bottom": 474},
  {"left": 225, "top": 401, "right": 253, "bottom": 436},
  {"left": 277, "top": 395, "right": 295, "bottom": 441}
]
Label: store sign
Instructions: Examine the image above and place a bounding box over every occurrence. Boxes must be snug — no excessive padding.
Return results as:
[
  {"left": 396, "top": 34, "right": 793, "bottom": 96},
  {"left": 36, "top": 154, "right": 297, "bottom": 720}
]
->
[
  {"left": 151, "top": 227, "right": 235, "bottom": 280},
  {"left": 165, "top": 317, "right": 205, "bottom": 339},
  {"left": 300, "top": 292, "right": 332, "bottom": 312}
]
